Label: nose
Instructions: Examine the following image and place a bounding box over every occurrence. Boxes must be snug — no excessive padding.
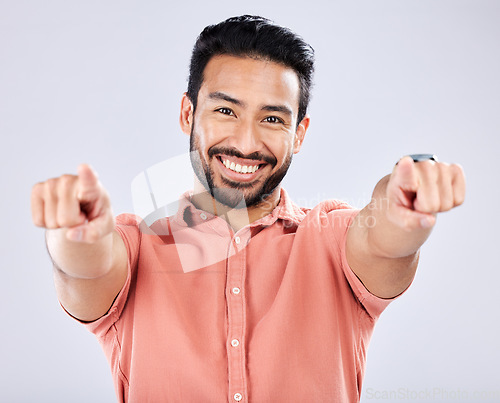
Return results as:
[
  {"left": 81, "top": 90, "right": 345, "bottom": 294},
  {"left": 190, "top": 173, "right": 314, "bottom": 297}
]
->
[{"left": 226, "top": 119, "right": 265, "bottom": 157}]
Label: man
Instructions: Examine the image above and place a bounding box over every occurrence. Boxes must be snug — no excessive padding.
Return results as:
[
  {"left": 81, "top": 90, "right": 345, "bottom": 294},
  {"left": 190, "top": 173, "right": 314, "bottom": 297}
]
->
[{"left": 31, "top": 15, "right": 465, "bottom": 403}]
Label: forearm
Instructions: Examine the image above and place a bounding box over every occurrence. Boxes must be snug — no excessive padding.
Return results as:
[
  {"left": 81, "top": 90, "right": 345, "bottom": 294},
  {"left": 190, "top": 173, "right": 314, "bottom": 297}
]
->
[
  {"left": 347, "top": 175, "right": 423, "bottom": 298},
  {"left": 33, "top": 165, "right": 129, "bottom": 321},
  {"left": 46, "top": 228, "right": 115, "bottom": 279},
  {"left": 346, "top": 157, "right": 464, "bottom": 298}
]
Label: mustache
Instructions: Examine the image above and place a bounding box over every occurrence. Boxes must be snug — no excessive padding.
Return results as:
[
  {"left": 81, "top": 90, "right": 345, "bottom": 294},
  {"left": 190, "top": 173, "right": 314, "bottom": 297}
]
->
[{"left": 208, "top": 146, "right": 277, "bottom": 167}]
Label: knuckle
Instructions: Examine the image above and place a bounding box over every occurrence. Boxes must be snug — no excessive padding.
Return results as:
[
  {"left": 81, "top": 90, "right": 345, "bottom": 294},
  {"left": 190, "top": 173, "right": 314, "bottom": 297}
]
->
[
  {"left": 419, "top": 160, "right": 435, "bottom": 169},
  {"left": 441, "top": 162, "right": 453, "bottom": 174},
  {"left": 423, "top": 203, "right": 439, "bottom": 214},
  {"left": 59, "top": 174, "right": 76, "bottom": 186},
  {"left": 32, "top": 216, "right": 45, "bottom": 227},
  {"left": 451, "top": 163, "right": 465, "bottom": 180},
  {"left": 44, "top": 175, "right": 77, "bottom": 194},
  {"left": 45, "top": 178, "right": 59, "bottom": 193},
  {"left": 417, "top": 197, "right": 439, "bottom": 213},
  {"left": 44, "top": 219, "right": 59, "bottom": 229},
  {"left": 455, "top": 193, "right": 466, "bottom": 206},
  {"left": 440, "top": 198, "right": 454, "bottom": 212},
  {"left": 451, "top": 162, "right": 464, "bottom": 173},
  {"left": 31, "top": 182, "right": 44, "bottom": 197},
  {"left": 56, "top": 211, "right": 75, "bottom": 228},
  {"left": 430, "top": 197, "right": 441, "bottom": 211},
  {"left": 58, "top": 175, "right": 78, "bottom": 197},
  {"left": 418, "top": 161, "right": 439, "bottom": 181},
  {"left": 44, "top": 209, "right": 60, "bottom": 229},
  {"left": 439, "top": 163, "right": 452, "bottom": 180}
]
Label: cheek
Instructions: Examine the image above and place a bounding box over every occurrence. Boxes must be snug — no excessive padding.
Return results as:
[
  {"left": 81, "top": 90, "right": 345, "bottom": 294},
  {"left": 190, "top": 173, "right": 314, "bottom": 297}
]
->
[
  {"left": 268, "top": 135, "right": 294, "bottom": 161},
  {"left": 192, "top": 123, "right": 212, "bottom": 151},
  {"left": 195, "top": 119, "right": 233, "bottom": 150}
]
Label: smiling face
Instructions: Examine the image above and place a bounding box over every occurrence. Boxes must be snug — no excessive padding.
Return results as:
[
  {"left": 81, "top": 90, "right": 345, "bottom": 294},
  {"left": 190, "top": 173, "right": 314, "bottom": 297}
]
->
[{"left": 180, "top": 54, "right": 309, "bottom": 209}]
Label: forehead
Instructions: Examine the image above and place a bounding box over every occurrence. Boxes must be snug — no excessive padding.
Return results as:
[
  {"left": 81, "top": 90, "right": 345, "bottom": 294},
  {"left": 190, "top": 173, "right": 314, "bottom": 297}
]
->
[{"left": 199, "top": 55, "right": 301, "bottom": 112}]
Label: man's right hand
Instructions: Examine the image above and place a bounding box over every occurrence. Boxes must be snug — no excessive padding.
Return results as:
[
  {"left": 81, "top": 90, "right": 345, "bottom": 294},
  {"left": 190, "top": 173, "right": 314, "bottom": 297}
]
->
[
  {"left": 31, "top": 164, "right": 115, "bottom": 243},
  {"left": 32, "top": 164, "right": 128, "bottom": 321}
]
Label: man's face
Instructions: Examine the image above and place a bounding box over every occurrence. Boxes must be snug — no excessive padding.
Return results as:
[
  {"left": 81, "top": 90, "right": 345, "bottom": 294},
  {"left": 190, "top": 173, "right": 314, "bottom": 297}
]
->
[{"left": 182, "top": 54, "right": 307, "bottom": 209}]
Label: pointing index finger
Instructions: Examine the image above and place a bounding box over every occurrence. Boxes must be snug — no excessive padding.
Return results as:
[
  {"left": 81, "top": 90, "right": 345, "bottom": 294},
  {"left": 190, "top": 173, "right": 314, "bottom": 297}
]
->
[
  {"left": 77, "top": 164, "right": 100, "bottom": 200},
  {"left": 392, "top": 156, "right": 419, "bottom": 192}
]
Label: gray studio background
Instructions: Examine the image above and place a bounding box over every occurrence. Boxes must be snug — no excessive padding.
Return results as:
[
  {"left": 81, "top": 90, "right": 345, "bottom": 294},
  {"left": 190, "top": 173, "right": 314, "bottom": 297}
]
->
[{"left": 1, "top": 1, "right": 499, "bottom": 402}]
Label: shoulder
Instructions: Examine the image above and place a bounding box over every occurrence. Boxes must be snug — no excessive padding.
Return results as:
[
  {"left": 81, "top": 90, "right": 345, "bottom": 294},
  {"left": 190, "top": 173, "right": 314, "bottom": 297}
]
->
[
  {"left": 300, "top": 199, "right": 356, "bottom": 223},
  {"left": 116, "top": 213, "right": 142, "bottom": 226},
  {"left": 289, "top": 199, "right": 360, "bottom": 243},
  {"left": 278, "top": 188, "right": 352, "bottom": 224}
]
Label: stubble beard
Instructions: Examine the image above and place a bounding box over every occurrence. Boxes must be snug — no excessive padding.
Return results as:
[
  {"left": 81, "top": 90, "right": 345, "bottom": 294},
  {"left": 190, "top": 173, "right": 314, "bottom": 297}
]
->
[{"left": 189, "top": 128, "right": 293, "bottom": 210}]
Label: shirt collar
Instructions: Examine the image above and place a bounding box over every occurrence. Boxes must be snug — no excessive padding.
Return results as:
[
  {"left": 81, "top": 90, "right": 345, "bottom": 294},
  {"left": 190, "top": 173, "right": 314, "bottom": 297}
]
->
[{"left": 172, "top": 188, "right": 306, "bottom": 229}]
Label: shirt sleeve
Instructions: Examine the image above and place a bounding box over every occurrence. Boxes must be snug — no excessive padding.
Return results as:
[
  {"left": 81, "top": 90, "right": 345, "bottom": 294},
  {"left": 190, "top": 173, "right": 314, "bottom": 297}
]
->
[
  {"left": 82, "top": 213, "right": 141, "bottom": 338},
  {"left": 327, "top": 207, "right": 401, "bottom": 320}
]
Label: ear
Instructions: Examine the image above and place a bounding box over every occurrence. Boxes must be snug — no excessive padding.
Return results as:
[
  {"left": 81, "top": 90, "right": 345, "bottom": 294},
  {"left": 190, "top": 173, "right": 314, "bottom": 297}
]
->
[
  {"left": 179, "top": 93, "right": 194, "bottom": 135},
  {"left": 293, "top": 114, "right": 310, "bottom": 154}
]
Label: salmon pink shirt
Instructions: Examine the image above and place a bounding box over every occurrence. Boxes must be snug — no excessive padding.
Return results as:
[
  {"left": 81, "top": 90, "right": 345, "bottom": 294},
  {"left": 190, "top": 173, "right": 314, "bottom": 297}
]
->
[{"left": 81, "top": 189, "right": 395, "bottom": 402}]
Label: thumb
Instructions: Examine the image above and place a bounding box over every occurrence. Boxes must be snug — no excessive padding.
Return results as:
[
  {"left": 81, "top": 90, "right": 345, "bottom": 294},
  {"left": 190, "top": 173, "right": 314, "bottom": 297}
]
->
[{"left": 66, "top": 212, "right": 115, "bottom": 243}]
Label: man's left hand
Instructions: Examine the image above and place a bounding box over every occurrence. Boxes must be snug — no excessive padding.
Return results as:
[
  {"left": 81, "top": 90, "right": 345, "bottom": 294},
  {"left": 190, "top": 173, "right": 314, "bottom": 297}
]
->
[{"left": 386, "top": 156, "right": 466, "bottom": 231}]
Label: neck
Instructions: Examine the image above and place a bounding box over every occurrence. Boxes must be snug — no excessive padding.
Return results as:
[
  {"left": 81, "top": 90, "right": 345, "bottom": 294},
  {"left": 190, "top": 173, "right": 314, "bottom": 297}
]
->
[{"left": 190, "top": 179, "right": 281, "bottom": 232}]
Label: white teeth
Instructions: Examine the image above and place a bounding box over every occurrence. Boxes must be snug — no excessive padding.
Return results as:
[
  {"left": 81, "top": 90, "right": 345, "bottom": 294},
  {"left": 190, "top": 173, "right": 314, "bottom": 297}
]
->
[{"left": 221, "top": 158, "right": 259, "bottom": 174}]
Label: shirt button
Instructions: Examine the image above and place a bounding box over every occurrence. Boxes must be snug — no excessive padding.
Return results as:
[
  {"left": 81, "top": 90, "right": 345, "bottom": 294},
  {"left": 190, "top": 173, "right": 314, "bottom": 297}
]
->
[
  {"left": 234, "top": 236, "right": 241, "bottom": 244},
  {"left": 234, "top": 393, "right": 243, "bottom": 401},
  {"left": 232, "top": 287, "right": 241, "bottom": 295},
  {"left": 231, "top": 339, "right": 240, "bottom": 347},
  {"left": 200, "top": 213, "right": 207, "bottom": 220}
]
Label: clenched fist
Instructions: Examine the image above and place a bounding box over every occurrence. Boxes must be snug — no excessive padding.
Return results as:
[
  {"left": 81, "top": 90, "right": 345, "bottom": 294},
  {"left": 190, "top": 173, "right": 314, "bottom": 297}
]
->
[
  {"left": 386, "top": 156, "right": 466, "bottom": 230},
  {"left": 31, "top": 164, "right": 115, "bottom": 243}
]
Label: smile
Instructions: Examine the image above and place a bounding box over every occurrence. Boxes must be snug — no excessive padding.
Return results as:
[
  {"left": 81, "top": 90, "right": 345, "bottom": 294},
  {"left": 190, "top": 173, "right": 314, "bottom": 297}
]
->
[
  {"left": 221, "top": 158, "right": 260, "bottom": 174},
  {"left": 214, "top": 154, "right": 268, "bottom": 183}
]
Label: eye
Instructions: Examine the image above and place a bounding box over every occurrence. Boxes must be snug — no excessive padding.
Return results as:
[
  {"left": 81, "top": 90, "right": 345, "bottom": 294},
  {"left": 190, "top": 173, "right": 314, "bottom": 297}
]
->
[
  {"left": 216, "top": 107, "right": 234, "bottom": 116},
  {"left": 263, "top": 116, "right": 284, "bottom": 124}
]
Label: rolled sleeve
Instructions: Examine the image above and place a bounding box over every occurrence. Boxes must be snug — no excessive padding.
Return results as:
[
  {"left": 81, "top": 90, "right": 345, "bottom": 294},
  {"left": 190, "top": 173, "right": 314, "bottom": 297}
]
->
[
  {"left": 328, "top": 208, "right": 397, "bottom": 320},
  {"left": 83, "top": 214, "right": 141, "bottom": 338}
]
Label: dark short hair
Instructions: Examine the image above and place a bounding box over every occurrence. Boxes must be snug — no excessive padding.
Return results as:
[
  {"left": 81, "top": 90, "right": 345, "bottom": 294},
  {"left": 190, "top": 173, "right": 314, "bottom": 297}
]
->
[{"left": 187, "top": 15, "right": 315, "bottom": 125}]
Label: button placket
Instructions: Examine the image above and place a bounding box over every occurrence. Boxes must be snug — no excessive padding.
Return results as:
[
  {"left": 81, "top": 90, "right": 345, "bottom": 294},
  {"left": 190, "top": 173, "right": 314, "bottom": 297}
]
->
[
  {"left": 226, "top": 233, "right": 248, "bottom": 403},
  {"left": 233, "top": 227, "right": 251, "bottom": 249}
]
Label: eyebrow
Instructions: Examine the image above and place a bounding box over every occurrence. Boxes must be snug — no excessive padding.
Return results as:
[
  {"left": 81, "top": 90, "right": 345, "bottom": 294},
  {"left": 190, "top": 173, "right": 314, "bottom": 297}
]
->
[
  {"left": 208, "top": 91, "right": 293, "bottom": 118},
  {"left": 208, "top": 92, "right": 244, "bottom": 106},
  {"left": 261, "top": 104, "right": 293, "bottom": 117}
]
